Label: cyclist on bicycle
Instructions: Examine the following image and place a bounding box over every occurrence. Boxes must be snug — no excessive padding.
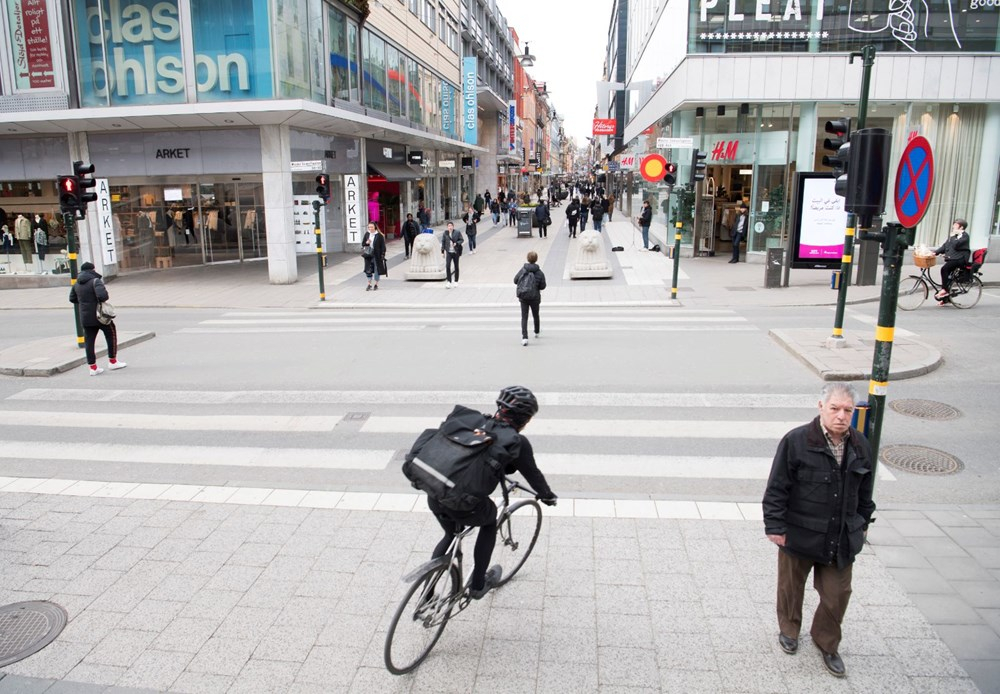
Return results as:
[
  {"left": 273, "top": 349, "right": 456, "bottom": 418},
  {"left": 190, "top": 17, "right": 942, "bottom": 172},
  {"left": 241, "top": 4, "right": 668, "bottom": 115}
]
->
[
  {"left": 427, "top": 386, "right": 557, "bottom": 600},
  {"left": 933, "top": 218, "right": 971, "bottom": 304}
]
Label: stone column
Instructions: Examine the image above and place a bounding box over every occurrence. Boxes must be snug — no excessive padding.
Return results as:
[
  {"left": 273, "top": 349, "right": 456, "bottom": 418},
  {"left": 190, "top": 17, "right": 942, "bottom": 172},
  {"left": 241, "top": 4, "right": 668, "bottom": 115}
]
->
[{"left": 260, "top": 125, "right": 297, "bottom": 284}]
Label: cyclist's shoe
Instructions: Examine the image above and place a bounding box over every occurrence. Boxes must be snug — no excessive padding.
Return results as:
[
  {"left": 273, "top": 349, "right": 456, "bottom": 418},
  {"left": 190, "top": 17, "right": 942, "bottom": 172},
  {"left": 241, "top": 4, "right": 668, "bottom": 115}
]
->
[{"left": 469, "top": 565, "right": 503, "bottom": 600}]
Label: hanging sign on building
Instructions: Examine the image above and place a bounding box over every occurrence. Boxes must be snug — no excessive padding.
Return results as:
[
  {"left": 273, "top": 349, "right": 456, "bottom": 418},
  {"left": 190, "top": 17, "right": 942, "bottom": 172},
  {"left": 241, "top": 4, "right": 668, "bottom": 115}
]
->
[
  {"left": 94, "top": 178, "right": 118, "bottom": 265},
  {"left": 462, "top": 57, "right": 478, "bottom": 146},
  {"left": 8, "top": 0, "right": 56, "bottom": 89},
  {"left": 441, "top": 83, "right": 455, "bottom": 137},
  {"left": 619, "top": 154, "right": 636, "bottom": 169},
  {"left": 592, "top": 119, "right": 616, "bottom": 135},
  {"left": 344, "top": 175, "right": 361, "bottom": 244},
  {"left": 508, "top": 100, "right": 517, "bottom": 151}
]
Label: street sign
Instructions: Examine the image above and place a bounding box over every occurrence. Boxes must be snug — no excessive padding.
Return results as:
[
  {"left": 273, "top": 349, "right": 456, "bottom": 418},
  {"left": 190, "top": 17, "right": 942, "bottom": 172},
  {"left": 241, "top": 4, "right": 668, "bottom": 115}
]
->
[
  {"left": 893, "top": 136, "right": 934, "bottom": 228},
  {"left": 656, "top": 137, "right": 694, "bottom": 149},
  {"left": 639, "top": 154, "right": 667, "bottom": 183},
  {"left": 607, "top": 162, "right": 620, "bottom": 171},
  {"left": 291, "top": 160, "right": 323, "bottom": 172}
]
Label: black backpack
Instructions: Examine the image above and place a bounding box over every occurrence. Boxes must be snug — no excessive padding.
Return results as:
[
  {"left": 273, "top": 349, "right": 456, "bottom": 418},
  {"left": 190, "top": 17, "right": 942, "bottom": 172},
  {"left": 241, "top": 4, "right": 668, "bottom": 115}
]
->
[
  {"left": 403, "top": 406, "right": 520, "bottom": 512},
  {"left": 516, "top": 269, "right": 540, "bottom": 302}
]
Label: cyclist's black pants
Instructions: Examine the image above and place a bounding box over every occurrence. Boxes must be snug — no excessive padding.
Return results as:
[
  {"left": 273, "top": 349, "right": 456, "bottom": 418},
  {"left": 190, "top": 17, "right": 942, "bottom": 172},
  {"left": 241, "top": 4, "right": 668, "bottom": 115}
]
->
[
  {"left": 941, "top": 259, "right": 965, "bottom": 291},
  {"left": 428, "top": 497, "right": 497, "bottom": 591}
]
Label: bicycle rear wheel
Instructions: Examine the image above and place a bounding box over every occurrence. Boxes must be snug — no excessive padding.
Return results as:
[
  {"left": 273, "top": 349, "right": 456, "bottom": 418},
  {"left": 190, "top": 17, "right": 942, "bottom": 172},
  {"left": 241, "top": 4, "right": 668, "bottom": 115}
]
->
[
  {"left": 897, "top": 276, "right": 927, "bottom": 311},
  {"left": 384, "top": 564, "right": 460, "bottom": 675},
  {"left": 949, "top": 276, "right": 982, "bottom": 309},
  {"left": 494, "top": 500, "right": 542, "bottom": 588}
]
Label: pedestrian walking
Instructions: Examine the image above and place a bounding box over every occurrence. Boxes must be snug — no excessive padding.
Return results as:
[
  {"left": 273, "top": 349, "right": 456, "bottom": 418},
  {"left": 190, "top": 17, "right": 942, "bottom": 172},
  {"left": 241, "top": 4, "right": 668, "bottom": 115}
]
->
[
  {"left": 730, "top": 203, "right": 749, "bottom": 263},
  {"left": 590, "top": 198, "right": 605, "bottom": 232},
  {"left": 69, "top": 261, "right": 127, "bottom": 376},
  {"left": 490, "top": 198, "right": 501, "bottom": 225},
  {"left": 580, "top": 196, "right": 590, "bottom": 232},
  {"left": 566, "top": 198, "right": 581, "bottom": 238},
  {"left": 534, "top": 201, "right": 550, "bottom": 238},
  {"left": 362, "top": 222, "right": 387, "bottom": 291},
  {"left": 463, "top": 208, "right": 480, "bottom": 254},
  {"left": 441, "top": 221, "right": 463, "bottom": 287},
  {"left": 473, "top": 193, "right": 485, "bottom": 215},
  {"left": 762, "top": 382, "right": 875, "bottom": 679},
  {"left": 417, "top": 204, "right": 431, "bottom": 232},
  {"left": 606, "top": 192, "right": 616, "bottom": 221},
  {"left": 508, "top": 199, "right": 518, "bottom": 227},
  {"left": 637, "top": 200, "right": 652, "bottom": 250},
  {"left": 401, "top": 213, "right": 420, "bottom": 259},
  {"left": 514, "top": 251, "right": 546, "bottom": 346}
]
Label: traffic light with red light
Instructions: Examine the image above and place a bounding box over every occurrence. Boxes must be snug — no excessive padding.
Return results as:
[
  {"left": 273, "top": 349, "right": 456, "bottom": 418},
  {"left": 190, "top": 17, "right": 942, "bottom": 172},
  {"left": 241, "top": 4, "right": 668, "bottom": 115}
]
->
[
  {"left": 315, "top": 173, "right": 330, "bottom": 203},
  {"left": 664, "top": 162, "right": 677, "bottom": 186},
  {"left": 58, "top": 175, "right": 80, "bottom": 214},
  {"left": 823, "top": 118, "right": 852, "bottom": 199}
]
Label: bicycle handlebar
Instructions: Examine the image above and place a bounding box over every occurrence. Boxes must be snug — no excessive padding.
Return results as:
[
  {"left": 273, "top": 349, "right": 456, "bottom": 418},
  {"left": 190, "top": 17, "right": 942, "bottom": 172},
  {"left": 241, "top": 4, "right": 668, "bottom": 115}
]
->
[{"left": 502, "top": 476, "right": 557, "bottom": 505}]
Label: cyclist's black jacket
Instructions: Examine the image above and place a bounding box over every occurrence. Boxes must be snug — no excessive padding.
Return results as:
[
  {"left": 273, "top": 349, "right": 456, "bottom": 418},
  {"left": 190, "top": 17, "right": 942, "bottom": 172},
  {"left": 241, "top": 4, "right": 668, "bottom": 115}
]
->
[
  {"left": 935, "top": 232, "right": 970, "bottom": 263},
  {"left": 505, "top": 435, "right": 554, "bottom": 499}
]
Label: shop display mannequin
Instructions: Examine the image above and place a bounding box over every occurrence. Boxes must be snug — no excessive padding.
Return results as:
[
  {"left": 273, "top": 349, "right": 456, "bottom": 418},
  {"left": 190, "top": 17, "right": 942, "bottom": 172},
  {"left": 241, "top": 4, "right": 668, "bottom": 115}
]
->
[{"left": 14, "top": 214, "right": 32, "bottom": 265}]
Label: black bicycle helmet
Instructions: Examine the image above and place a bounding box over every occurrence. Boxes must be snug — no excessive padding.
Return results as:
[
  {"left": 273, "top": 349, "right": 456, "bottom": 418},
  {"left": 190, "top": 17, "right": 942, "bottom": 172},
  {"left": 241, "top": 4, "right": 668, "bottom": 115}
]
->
[{"left": 495, "top": 385, "right": 538, "bottom": 428}]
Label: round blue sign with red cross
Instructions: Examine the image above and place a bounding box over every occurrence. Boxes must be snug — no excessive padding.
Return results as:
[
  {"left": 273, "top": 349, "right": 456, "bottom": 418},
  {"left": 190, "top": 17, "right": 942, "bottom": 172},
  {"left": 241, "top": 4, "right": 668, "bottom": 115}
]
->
[{"left": 894, "top": 136, "right": 934, "bottom": 228}]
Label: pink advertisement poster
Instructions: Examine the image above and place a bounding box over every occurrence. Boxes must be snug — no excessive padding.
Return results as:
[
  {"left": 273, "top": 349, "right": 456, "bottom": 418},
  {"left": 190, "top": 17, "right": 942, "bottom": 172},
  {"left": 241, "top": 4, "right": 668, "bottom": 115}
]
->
[{"left": 7, "top": 0, "right": 55, "bottom": 89}]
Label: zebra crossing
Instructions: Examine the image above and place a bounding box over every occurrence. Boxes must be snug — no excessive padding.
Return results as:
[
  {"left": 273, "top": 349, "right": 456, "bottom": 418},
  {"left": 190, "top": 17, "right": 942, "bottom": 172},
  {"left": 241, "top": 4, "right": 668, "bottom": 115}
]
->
[
  {"left": 176, "top": 306, "right": 757, "bottom": 335},
  {"left": 1, "top": 388, "right": 895, "bottom": 487}
]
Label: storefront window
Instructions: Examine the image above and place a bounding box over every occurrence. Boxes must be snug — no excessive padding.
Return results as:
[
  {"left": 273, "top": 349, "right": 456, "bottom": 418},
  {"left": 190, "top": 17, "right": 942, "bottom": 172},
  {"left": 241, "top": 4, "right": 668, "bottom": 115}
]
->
[
  {"left": 74, "top": 0, "right": 186, "bottom": 107},
  {"left": 329, "top": 7, "right": 352, "bottom": 101},
  {"left": 275, "top": 0, "right": 324, "bottom": 101},
  {"left": 190, "top": 0, "right": 273, "bottom": 101},
  {"left": 386, "top": 45, "right": 402, "bottom": 117},
  {"left": 347, "top": 23, "right": 360, "bottom": 102},
  {"left": 407, "top": 57, "right": 422, "bottom": 123},
  {"left": 363, "top": 29, "right": 387, "bottom": 112}
]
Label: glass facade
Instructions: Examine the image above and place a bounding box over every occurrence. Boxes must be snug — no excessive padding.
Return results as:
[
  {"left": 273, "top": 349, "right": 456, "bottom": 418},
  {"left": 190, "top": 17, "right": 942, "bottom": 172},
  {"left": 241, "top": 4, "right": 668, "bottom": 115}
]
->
[
  {"left": 191, "top": 0, "right": 273, "bottom": 101},
  {"left": 274, "top": 0, "right": 324, "bottom": 101}
]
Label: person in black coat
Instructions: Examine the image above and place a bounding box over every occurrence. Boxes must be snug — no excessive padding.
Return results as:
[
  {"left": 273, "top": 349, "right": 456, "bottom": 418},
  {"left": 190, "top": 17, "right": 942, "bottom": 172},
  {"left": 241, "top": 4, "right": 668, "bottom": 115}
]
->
[
  {"left": 730, "top": 203, "right": 750, "bottom": 263},
  {"left": 590, "top": 198, "right": 605, "bottom": 232},
  {"left": 440, "top": 222, "right": 463, "bottom": 286},
  {"left": 565, "top": 198, "right": 581, "bottom": 238},
  {"left": 462, "top": 208, "right": 480, "bottom": 254},
  {"left": 933, "top": 218, "right": 971, "bottom": 302},
  {"left": 401, "top": 213, "right": 420, "bottom": 259},
  {"left": 534, "top": 201, "right": 550, "bottom": 238},
  {"left": 637, "top": 200, "right": 653, "bottom": 250},
  {"left": 762, "top": 382, "right": 875, "bottom": 678},
  {"left": 514, "top": 251, "right": 547, "bottom": 345},
  {"left": 69, "top": 262, "right": 127, "bottom": 375},
  {"left": 362, "top": 222, "right": 387, "bottom": 291}
]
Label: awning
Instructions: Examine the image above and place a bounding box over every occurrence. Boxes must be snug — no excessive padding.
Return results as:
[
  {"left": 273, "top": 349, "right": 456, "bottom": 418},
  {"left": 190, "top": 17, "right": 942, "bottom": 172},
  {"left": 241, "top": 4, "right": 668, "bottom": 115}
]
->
[{"left": 368, "top": 163, "right": 424, "bottom": 181}]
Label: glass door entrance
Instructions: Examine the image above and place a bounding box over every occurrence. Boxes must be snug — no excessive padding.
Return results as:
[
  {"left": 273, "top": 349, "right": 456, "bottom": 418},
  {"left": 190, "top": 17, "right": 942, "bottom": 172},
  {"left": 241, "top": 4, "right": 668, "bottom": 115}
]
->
[{"left": 197, "top": 182, "right": 266, "bottom": 263}]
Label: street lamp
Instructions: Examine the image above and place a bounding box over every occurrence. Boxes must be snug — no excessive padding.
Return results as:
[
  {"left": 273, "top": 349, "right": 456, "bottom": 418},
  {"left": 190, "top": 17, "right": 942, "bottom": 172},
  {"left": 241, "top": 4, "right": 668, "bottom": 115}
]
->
[{"left": 517, "top": 42, "right": 535, "bottom": 67}]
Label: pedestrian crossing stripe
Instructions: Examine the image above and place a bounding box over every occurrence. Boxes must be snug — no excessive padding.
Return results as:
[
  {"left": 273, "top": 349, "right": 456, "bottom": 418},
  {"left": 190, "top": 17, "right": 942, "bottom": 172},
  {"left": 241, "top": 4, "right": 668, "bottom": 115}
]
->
[{"left": 0, "top": 475, "right": 765, "bottom": 520}]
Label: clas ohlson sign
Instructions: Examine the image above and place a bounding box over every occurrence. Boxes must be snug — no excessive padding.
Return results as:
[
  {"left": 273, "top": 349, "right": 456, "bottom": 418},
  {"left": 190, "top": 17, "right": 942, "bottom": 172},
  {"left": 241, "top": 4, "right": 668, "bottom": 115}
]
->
[{"left": 74, "top": 0, "right": 272, "bottom": 106}]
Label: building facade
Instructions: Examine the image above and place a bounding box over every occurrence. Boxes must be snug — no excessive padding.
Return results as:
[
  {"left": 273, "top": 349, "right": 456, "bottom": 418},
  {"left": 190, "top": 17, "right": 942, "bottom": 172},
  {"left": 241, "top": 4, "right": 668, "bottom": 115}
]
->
[
  {"left": 604, "top": 0, "right": 1000, "bottom": 262},
  {"left": 0, "top": 0, "right": 489, "bottom": 283}
]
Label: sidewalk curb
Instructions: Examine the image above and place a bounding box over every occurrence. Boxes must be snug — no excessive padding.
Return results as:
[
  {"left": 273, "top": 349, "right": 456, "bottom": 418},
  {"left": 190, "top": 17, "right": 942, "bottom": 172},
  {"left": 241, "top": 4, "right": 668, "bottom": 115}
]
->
[
  {"left": 770, "top": 328, "right": 943, "bottom": 381},
  {"left": 0, "top": 331, "right": 156, "bottom": 377}
]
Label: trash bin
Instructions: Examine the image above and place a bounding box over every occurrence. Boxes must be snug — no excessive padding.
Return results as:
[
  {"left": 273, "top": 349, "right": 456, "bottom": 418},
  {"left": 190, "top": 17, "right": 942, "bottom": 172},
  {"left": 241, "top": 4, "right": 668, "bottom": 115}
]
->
[
  {"left": 517, "top": 210, "right": 533, "bottom": 237},
  {"left": 764, "top": 247, "right": 784, "bottom": 288},
  {"left": 854, "top": 237, "right": 879, "bottom": 286}
]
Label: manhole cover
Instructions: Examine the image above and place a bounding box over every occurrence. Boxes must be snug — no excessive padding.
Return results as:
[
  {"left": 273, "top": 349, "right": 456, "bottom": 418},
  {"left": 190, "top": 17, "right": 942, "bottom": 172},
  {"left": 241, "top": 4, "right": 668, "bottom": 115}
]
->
[
  {"left": 880, "top": 445, "right": 964, "bottom": 475},
  {"left": 343, "top": 412, "right": 370, "bottom": 421},
  {"left": 889, "top": 399, "right": 962, "bottom": 421},
  {"left": 0, "top": 601, "right": 68, "bottom": 668}
]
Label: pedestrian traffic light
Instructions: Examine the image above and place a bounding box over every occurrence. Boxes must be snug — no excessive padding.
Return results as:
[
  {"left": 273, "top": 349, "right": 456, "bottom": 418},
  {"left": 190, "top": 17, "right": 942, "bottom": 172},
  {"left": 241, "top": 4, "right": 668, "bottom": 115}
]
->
[
  {"left": 690, "top": 149, "right": 706, "bottom": 185},
  {"left": 58, "top": 175, "right": 80, "bottom": 214},
  {"left": 664, "top": 162, "right": 677, "bottom": 186},
  {"left": 74, "top": 161, "right": 97, "bottom": 219},
  {"left": 845, "top": 127, "right": 892, "bottom": 226},
  {"left": 315, "top": 173, "right": 330, "bottom": 203},
  {"left": 823, "top": 118, "right": 852, "bottom": 199}
]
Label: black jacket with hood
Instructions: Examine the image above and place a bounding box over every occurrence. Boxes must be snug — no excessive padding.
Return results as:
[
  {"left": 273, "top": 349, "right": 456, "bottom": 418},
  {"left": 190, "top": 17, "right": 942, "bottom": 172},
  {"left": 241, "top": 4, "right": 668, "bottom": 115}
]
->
[
  {"left": 513, "top": 262, "right": 546, "bottom": 302},
  {"left": 69, "top": 269, "right": 110, "bottom": 328}
]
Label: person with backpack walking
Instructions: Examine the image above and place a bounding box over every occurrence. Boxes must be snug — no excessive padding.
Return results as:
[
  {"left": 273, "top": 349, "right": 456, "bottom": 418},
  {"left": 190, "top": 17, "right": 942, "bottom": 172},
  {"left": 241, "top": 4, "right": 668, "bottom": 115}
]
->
[
  {"left": 534, "top": 201, "right": 550, "bottom": 239},
  {"left": 404, "top": 386, "right": 557, "bottom": 600},
  {"left": 441, "top": 221, "right": 463, "bottom": 287},
  {"left": 590, "top": 197, "right": 605, "bottom": 232},
  {"left": 514, "top": 251, "right": 546, "bottom": 346},
  {"left": 566, "top": 198, "right": 581, "bottom": 238},
  {"left": 69, "top": 261, "right": 127, "bottom": 376}
]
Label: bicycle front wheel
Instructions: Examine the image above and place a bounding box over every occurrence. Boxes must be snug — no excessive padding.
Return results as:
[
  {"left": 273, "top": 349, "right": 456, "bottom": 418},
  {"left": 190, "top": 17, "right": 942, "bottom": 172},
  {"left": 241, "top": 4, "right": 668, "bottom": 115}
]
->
[
  {"left": 384, "top": 564, "right": 460, "bottom": 675},
  {"left": 494, "top": 500, "right": 542, "bottom": 588},
  {"left": 950, "top": 276, "right": 982, "bottom": 309},
  {"left": 897, "top": 276, "right": 927, "bottom": 311}
]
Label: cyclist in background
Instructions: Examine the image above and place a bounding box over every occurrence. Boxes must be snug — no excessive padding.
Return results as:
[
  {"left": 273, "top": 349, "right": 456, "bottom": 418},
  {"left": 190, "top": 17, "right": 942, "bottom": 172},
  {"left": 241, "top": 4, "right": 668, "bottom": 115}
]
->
[
  {"left": 427, "top": 386, "right": 557, "bottom": 599},
  {"left": 933, "top": 218, "right": 971, "bottom": 304}
]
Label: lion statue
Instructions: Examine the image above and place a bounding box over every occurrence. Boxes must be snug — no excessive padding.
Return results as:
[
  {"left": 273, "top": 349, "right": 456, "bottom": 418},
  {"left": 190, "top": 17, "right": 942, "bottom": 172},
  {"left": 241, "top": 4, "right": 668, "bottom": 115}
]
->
[
  {"left": 570, "top": 229, "right": 612, "bottom": 278},
  {"left": 405, "top": 231, "right": 446, "bottom": 280}
]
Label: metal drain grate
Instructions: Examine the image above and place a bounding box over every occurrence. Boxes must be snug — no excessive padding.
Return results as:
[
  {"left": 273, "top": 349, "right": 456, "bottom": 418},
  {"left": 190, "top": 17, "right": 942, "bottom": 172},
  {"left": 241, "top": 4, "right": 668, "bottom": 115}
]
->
[
  {"left": 343, "top": 412, "right": 371, "bottom": 421},
  {"left": 0, "top": 601, "right": 68, "bottom": 668},
  {"left": 880, "top": 445, "right": 964, "bottom": 476},
  {"left": 889, "top": 399, "right": 962, "bottom": 421}
]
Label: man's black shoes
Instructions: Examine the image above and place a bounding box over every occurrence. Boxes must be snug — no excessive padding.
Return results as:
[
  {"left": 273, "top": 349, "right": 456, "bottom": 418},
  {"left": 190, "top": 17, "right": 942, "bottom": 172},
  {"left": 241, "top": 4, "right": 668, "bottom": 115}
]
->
[
  {"left": 469, "top": 565, "right": 502, "bottom": 600},
  {"left": 778, "top": 633, "right": 798, "bottom": 654},
  {"left": 822, "top": 650, "right": 846, "bottom": 677}
]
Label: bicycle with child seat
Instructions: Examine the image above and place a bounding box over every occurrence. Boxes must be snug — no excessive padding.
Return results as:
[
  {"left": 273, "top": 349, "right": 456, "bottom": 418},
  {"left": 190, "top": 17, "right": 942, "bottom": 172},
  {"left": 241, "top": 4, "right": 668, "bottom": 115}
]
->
[
  {"left": 897, "top": 257, "right": 984, "bottom": 311},
  {"left": 383, "top": 476, "right": 546, "bottom": 675}
]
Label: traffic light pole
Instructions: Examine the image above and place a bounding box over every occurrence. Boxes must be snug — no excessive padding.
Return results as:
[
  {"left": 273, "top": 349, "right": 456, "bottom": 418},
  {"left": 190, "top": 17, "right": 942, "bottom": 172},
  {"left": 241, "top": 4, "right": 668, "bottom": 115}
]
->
[
  {"left": 670, "top": 221, "right": 682, "bottom": 301},
  {"left": 858, "top": 222, "right": 913, "bottom": 476},
  {"left": 830, "top": 45, "right": 877, "bottom": 343},
  {"left": 312, "top": 201, "right": 326, "bottom": 301},
  {"left": 64, "top": 211, "right": 84, "bottom": 348}
]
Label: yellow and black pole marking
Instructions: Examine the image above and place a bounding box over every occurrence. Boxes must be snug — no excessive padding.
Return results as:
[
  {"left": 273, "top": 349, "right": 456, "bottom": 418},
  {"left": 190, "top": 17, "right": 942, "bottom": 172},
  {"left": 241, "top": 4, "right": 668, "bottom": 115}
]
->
[
  {"left": 64, "top": 211, "right": 84, "bottom": 348},
  {"left": 313, "top": 201, "right": 326, "bottom": 301},
  {"left": 670, "top": 221, "right": 682, "bottom": 301},
  {"left": 830, "top": 217, "right": 856, "bottom": 340},
  {"left": 863, "top": 222, "right": 913, "bottom": 470}
]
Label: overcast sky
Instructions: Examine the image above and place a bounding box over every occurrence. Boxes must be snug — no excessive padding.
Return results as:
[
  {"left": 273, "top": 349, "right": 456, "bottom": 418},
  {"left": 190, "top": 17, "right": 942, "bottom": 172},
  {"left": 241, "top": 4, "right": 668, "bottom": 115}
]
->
[{"left": 497, "top": 0, "right": 614, "bottom": 146}]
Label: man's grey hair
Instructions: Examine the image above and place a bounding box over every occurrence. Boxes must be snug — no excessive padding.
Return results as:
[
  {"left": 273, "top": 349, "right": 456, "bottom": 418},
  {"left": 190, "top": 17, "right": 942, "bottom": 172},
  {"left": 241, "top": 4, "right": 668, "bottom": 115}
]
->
[{"left": 820, "top": 382, "right": 859, "bottom": 404}]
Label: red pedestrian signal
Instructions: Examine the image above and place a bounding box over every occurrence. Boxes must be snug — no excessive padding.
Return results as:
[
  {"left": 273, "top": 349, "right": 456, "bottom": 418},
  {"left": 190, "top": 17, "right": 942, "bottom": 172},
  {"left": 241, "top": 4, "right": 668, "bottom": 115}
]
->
[
  {"left": 664, "top": 162, "right": 677, "bottom": 186},
  {"left": 315, "top": 173, "right": 330, "bottom": 203},
  {"left": 58, "top": 175, "right": 80, "bottom": 213}
]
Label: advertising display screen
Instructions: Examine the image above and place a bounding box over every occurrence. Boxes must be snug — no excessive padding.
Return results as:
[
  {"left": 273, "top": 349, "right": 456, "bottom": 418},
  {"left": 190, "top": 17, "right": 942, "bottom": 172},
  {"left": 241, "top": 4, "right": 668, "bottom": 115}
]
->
[{"left": 791, "top": 172, "right": 846, "bottom": 270}]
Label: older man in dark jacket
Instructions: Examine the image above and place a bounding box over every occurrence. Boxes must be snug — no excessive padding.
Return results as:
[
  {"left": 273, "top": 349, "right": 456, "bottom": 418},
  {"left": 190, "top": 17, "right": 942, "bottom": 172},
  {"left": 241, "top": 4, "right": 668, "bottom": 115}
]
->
[{"left": 762, "top": 382, "right": 875, "bottom": 679}]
